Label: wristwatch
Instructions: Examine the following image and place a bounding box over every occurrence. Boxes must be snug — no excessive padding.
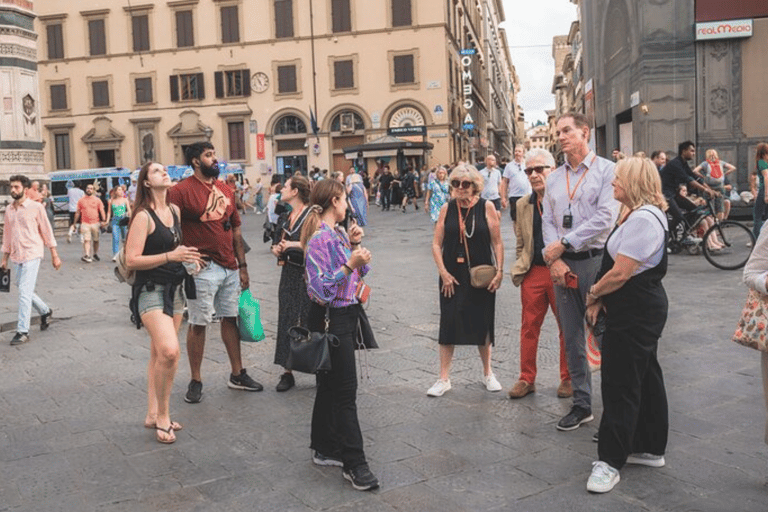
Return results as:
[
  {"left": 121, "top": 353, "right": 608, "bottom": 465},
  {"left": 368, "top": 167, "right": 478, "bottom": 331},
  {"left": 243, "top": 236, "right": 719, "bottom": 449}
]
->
[{"left": 561, "top": 237, "right": 572, "bottom": 250}]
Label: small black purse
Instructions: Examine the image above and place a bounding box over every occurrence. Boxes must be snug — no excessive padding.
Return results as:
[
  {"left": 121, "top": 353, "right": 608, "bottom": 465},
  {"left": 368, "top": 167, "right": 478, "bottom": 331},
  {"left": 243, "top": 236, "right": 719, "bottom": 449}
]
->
[{"left": 286, "top": 307, "right": 339, "bottom": 374}]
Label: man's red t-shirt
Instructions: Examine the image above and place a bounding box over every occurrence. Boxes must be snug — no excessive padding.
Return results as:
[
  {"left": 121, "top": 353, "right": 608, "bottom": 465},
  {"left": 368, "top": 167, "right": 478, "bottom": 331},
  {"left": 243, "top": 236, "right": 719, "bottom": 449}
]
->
[
  {"left": 77, "top": 195, "right": 104, "bottom": 224},
  {"left": 168, "top": 176, "right": 242, "bottom": 269}
]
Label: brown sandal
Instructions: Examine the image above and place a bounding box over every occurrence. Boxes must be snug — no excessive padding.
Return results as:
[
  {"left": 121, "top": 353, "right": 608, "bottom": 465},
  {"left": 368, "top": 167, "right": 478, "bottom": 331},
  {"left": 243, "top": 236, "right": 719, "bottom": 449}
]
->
[
  {"left": 155, "top": 424, "right": 176, "bottom": 444},
  {"left": 145, "top": 420, "right": 183, "bottom": 432}
]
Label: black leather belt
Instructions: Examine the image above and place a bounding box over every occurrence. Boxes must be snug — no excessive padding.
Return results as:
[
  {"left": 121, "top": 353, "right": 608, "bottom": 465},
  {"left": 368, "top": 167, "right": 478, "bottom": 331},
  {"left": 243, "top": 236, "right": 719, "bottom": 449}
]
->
[{"left": 561, "top": 248, "right": 603, "bottom": 261}]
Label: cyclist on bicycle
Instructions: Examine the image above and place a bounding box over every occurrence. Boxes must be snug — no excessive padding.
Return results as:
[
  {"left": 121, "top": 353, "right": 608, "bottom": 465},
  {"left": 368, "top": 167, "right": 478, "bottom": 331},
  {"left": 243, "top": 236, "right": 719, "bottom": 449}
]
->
[{"left": 660, "top": 141, "right": 719, "bottom": 244}]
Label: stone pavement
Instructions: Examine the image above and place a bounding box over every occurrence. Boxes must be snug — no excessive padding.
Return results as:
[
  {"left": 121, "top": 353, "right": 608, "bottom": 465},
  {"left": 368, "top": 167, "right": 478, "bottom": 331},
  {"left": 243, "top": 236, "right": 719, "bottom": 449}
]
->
[{"left": 0, "top": 205, "right": 766, "bottom": 512}]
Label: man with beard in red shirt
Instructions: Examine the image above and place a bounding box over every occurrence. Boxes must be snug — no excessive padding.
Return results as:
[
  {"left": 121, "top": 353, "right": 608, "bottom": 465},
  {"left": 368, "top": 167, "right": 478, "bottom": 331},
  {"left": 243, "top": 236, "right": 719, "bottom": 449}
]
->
[{"left": 169, "top": 142, "right": 262, "bottom": 404}]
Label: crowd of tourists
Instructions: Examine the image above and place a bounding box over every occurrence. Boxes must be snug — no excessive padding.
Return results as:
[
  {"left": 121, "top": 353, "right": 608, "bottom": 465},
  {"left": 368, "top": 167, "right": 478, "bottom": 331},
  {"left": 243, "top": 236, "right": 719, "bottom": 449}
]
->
[{"left": 4, "top": 116, "right": 768, "bottom": 495}]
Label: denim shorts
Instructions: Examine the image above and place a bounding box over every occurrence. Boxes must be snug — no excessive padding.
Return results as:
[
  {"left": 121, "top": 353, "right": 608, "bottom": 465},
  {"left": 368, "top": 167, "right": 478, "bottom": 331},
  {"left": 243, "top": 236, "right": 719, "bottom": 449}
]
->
[
  {"left": 186, "top": 260, "right": 240, "bottom": 325},
  {"left": 137, "top": 284, "right": 185, "bottom": 317}
]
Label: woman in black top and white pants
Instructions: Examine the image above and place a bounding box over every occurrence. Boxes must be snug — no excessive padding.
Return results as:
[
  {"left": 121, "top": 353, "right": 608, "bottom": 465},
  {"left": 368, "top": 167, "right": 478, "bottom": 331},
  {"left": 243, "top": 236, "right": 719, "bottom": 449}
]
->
[{"left": 125, "top": 162, "right": 201, "bottom": 444}]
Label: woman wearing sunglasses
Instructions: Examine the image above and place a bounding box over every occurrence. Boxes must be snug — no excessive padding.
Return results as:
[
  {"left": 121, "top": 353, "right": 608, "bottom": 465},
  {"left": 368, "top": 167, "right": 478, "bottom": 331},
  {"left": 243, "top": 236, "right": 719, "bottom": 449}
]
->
[
  {"left": 427, "top": 164, "right": 505, "bottom": 397},
  {"left": 125, "top": 162, "right": 202, "bottom": 444}
]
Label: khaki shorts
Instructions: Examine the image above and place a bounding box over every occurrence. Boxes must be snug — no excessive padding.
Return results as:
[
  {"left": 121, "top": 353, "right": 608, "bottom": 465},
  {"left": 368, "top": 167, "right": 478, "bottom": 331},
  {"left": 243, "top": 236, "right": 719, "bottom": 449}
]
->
[{"left": 80, "top": 222, "right": 100, "bottom": 242}]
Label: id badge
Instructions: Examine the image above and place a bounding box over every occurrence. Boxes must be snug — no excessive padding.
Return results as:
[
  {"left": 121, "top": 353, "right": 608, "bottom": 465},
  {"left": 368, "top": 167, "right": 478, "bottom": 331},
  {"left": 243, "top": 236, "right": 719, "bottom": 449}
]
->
[{"left": 562, "top": 214, "right": 573, "bottom": 229}]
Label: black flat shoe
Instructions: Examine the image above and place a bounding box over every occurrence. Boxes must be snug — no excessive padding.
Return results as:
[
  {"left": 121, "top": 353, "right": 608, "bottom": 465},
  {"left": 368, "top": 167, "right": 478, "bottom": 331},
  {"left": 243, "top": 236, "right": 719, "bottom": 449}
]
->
[{"left": 276, "top": 372, "right": 295, "bottom": 392}]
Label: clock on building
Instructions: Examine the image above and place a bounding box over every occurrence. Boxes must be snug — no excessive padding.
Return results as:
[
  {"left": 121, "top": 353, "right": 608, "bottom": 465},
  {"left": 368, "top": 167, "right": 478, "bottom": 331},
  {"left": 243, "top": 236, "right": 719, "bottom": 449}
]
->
[{"left": 251, "top": 72, "right": 269, "bottom": 93}]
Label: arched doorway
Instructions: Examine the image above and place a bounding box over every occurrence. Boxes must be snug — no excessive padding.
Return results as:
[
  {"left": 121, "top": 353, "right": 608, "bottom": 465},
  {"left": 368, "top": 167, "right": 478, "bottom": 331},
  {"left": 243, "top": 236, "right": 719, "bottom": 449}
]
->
[
  {"left": 273, "top": 114, "right": 308, "bottom": 182},
  {"left": 329, "top": 110, "right": 365, "bottom": 175}
]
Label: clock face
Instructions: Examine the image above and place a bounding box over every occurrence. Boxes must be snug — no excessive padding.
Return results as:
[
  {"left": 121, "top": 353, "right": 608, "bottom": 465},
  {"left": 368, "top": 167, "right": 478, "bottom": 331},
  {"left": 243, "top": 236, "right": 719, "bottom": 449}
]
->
[{"left": 251, "top": 72, "right": 269, "bottom": 93}]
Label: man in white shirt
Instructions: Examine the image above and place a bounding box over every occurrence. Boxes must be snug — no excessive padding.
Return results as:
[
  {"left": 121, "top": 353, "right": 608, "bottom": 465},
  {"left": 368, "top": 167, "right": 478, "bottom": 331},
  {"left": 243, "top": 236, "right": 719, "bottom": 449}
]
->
[
  {"left": 66, "top": 181, "right": 85, "bottom": 243},
  {"left": 542, "top": 112, "right": 619, "bottom": 432},
  {"left": 479, "top": 154, "right": 502, "bottom": 211},
  {"left": 501, "top": 146, "right": 532, "bottom": 223}
]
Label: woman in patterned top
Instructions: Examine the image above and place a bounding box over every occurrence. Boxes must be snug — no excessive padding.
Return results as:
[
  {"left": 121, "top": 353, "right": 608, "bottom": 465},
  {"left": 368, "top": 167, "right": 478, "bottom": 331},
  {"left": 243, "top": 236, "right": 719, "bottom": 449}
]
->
[
  {"left": 300, "top": 178, "right": 379, "bottom": 492},
  {"left": 424, "top": 166, "right": 450, "bottom": 223}
]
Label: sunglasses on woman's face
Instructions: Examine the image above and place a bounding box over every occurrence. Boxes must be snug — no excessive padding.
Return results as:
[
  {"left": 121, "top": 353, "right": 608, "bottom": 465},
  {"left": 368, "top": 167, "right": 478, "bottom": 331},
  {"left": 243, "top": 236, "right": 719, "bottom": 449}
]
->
[
  {"left": 523, "top": 165, "right": 552, "bottom": 176},
  {"left": 450, "top": 180, "right": 473, "bottom": 190}
]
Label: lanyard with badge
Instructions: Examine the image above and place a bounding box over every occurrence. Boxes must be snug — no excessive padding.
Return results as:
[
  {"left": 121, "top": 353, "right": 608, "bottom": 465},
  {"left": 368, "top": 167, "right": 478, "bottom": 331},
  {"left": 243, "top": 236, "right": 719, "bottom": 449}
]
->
[{"left": 563, "top": 154, "right": 597, "bottom": 228}]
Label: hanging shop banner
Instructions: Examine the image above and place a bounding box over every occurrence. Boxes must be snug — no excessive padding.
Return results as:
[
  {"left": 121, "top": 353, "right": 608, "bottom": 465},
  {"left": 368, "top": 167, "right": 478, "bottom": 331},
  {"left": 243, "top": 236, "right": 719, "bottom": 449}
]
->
[{"left": 256, "top": 133, "right": 265, "bottom": 160}]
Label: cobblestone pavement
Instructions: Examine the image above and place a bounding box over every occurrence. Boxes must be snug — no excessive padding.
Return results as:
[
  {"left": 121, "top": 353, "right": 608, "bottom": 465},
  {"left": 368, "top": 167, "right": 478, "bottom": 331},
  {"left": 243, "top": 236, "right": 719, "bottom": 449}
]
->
[{"left": 1, "top": 205, "right": 766, "bottom": 511}]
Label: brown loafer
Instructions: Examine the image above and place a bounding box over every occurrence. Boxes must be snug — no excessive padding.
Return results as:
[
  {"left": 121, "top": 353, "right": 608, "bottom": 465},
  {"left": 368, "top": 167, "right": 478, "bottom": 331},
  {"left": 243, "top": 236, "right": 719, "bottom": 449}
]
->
[
  {"left": 507, "top": 380, "right": 535, "bottom": 399},
  {"left": 557, "top": 380, "right": 573, "bottom": 398}
]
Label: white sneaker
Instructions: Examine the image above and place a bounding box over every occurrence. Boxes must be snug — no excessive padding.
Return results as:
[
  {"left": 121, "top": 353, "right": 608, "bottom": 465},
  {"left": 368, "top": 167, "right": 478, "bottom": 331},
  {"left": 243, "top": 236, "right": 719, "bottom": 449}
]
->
[
  {"left": 427, "top": 379, "right": 451, "bottom": 397},
  {"left": 626, "top": 453, "right": 665, "bottom": 467},
  {"left": 111, "top": 254, "right": 118, "bottom": 262},
  {"left": 483, "top": 373, "right": 502, "bottom": 392},
  {"left": 587, "top": 461, "right": 620, "bottom": 493}
]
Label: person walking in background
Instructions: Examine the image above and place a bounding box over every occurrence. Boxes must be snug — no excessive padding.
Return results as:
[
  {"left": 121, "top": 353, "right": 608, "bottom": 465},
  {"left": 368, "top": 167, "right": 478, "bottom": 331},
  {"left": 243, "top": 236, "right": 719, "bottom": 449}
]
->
[
  {"left": 424, "top": 166, "right": 450, "bottom": 223},
  {"left": 347, "top": 173, "right": 368, "bottom": 227},
  {"left": 479, "top": 154, "right": 503, "bottom": 212},
  {"left": 125, "top": 162, "right": 201, "bottom": 444},
  {"left": 74, "top": 183, "right": 105, "bottom": 263},
  {"left": 508, "top": 149, "right": 571, "bottom": 399},
  {"left": 271, "top": 175, "right": 312, "bottom": 392},
  {"left": 752, "top": 143, "right": 768, "bottom": 238},
  {"left": 25, "top": 180, "right": 43, "bottom": 203},
  {"left": 542, "top": 112, "right": 619, "bottom": 432},
  {"left": 650, "top": 150, "right": 667, "bottom": 172},
  {"left": 379, "top": 165, "right": 393, "bottom": 211},
  {"left": 427, "top": 164, "right": 504, "bottom": 397},
  {"left": 501, "top": 146, "right": 532, "bottom": 224},
  {"left": 1, "top": 175, "right": 61, "bottom": 346},
  {"left": 584, "top": 157, "right": 670, "bottom": 493},
  {"left": 301, "top": 179, "right": 379, "bottom": 491},
  {"left": 692, "top": 149, "right": 736, "bottom": 223},
  {"left": 66, "top": 181, "right": 84, "bottom": 243},
  {"left": 40, "top": 183, "right": 55, "bottom": 228},
  {"left": 252, "top": 177, "right": 265, "bottom": 213},
  {"left": 106, "top": 186, "right": 132, "bottom": 262},
  {"left": 168, "top": 142, "right": 263, "bottom": 404}
]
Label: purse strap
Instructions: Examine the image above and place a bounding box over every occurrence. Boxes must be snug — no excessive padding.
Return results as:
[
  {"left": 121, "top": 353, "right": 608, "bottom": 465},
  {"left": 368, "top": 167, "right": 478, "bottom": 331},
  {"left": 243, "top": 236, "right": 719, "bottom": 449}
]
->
[
  {"left": 457, "top": 200, "right": 496, "bottom": 270},
  {"left": 324, "top": 305, "right": 331, "bottom": 333}
]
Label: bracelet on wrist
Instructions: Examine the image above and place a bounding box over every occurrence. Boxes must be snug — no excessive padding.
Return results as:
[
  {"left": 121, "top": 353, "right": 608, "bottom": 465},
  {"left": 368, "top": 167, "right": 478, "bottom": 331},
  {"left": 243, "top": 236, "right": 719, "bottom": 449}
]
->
[
  {"left": 343, "top": 263, "right": 353, "bottom": 273},
  {"left": 239, "top": 262, "right": 248, "bottom": 269},
  {"left": 165, "top": 253, "right": 169, "bottom": 263}
]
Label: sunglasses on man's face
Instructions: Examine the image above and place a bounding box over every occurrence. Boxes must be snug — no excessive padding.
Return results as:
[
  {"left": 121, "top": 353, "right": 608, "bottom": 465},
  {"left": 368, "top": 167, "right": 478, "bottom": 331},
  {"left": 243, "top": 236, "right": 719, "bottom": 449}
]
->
[
  {"left": 450, "top": 180, "right": 473, "bottom": 190},
  {"left": 524, "top": 165, "right": 552, "bottom": 176}
]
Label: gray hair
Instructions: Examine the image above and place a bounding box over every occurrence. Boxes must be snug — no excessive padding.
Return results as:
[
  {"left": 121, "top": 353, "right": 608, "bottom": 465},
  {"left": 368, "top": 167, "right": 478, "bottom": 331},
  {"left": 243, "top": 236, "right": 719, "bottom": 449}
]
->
[{"left": 525, "top": 148, "right": 556, "bottom": 168}]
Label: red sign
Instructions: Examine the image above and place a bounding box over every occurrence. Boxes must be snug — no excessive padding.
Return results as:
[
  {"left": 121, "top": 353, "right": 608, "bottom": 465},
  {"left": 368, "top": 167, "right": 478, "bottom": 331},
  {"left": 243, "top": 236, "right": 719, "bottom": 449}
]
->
[
  {"left": 696, "top": 0, "right": 767, "bottom": 22},
  {"left": 256, "top": 133, "right": 265, "bottom": 160}
]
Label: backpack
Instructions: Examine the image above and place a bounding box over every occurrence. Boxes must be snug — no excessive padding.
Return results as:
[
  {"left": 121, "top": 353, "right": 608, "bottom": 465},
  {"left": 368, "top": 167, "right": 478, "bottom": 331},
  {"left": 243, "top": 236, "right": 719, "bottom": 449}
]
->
[{"left": 114, "top": 212, "right": 151, "bottom": 285}]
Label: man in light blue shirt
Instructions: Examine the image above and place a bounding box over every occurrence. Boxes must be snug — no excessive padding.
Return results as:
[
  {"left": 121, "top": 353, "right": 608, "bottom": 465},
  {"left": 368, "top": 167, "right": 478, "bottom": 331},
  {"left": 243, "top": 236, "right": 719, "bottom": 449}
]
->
[
  {"left": 479, "top": 154, "right": 502, "bottom": 211},
  {"left": 542, "top": 112, "right": 619, "bottom": 432},
  {"left": 501, "top": 146, "right": 532, "bottom": 223}
]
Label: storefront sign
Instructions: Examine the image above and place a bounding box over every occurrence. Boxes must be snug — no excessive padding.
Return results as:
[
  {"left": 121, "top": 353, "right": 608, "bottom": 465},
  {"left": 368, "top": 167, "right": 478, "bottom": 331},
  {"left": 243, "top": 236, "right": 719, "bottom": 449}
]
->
[
  {"left": 695, "top": 19, "right": 753, "bottom": 40},
  {"left": 388, "top": 126, "right": 426, "bottom": 136},
  {"left": 256, "top": 133, "right": 265, "bottom": 160}
]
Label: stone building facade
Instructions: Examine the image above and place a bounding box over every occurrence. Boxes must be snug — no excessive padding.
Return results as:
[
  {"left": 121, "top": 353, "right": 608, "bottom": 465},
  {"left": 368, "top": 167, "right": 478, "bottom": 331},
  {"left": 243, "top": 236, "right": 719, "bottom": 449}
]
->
[
  {"left": 34, "top": 0, "right": 520, "bottom": 181},
  {"left": 0, "top": 0, "right": 44, "bottom": 201}
]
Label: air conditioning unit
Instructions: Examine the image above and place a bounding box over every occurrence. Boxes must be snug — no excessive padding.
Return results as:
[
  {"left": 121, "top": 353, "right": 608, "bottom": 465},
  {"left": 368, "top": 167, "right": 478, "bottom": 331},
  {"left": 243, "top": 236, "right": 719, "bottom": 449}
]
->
[{"left": 340, "top": 112, "right": 354, "bottom": 133}]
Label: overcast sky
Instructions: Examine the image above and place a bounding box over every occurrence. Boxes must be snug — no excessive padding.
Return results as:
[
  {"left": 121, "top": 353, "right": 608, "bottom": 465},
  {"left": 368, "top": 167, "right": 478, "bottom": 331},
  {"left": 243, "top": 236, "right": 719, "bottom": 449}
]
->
[{"left": 500, "top": 0, "right": 579, "bottom": 127}]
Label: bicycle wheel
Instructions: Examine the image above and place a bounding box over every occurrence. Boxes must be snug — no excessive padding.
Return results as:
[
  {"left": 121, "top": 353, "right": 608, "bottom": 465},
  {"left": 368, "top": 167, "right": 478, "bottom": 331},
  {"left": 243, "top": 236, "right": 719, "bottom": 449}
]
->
[{"left": 702, "top": 220, "right": 755, "bottom": 270}]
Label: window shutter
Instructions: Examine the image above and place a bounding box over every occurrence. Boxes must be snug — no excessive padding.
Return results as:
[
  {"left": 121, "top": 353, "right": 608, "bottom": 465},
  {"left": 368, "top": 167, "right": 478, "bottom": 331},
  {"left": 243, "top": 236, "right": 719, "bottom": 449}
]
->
[
  {"left": 392, "top": 0, "right": 412, "bottom": 27},
  {"left": 243, "top": 69, "right": 251, "bottom": 97},
  {"left": 89, "top": 19, "right": 106, "bottom": 55},
  {"left": 47, "top": 24, "right": 63, "bottom": 59},
  {"left": 332, "top": 0, "right": 351, "bottom": 33},
  {"left": 196, "top": 73, "right": 205, "bottom": 99},
  {"left": 394, "top": 54, "right": 414, "bottom": 84},
  {"left": 170, "top": 75, "right": 179, "bottom": 102},
  {"left": 215, "top": 71, "right": 224, "bottom": 98},
  {"left": 334, "top": 60, "right": 353, "bottom": 89},
  {"left": 221, "top": 5, "right": 239, "bottom": 43},
  {"left": 275, "top": 0, "right": 293, "bottom": 38}
]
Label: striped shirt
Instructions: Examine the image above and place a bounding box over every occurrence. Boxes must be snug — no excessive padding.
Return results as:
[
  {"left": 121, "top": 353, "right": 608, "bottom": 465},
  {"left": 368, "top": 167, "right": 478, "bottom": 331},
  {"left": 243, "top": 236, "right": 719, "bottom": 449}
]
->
[{"left": 305, "top": 222, "right": 369, "bottom": 308}]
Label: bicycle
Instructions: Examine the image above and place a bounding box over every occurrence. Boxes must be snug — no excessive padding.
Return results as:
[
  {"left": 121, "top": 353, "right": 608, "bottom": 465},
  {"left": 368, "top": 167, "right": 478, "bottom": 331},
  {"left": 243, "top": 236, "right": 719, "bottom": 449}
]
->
[{"left": 667, "top": 195, "right": 754, "bottom": 270}]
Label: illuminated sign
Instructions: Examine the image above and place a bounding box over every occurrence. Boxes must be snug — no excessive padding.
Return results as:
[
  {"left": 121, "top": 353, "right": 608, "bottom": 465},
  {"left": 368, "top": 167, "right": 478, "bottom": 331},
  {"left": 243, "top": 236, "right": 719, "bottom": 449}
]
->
[
  {"left": 695, "top": 19, "right": 753, "bottom": 40},
  {"left": 461, "top": 49, "right": 475, "bottom": 132}
]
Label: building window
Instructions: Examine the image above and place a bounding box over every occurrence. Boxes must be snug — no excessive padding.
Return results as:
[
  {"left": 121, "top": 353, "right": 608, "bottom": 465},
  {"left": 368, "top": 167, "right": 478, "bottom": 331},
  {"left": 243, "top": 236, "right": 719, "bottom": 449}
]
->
[
  {"left": 170, "top": 73, "right": 205, "bottom": 101},
  {"left": 215, "top": 69, "right": 251, "bottom": 98},
  {"left": 221, "top": 5, "right": 239, "bottom": 43},
  {"left": 175, "top": 10, "right": 194, "bottom": 48},
  {"left": 392, "top": 0, "right": 412, "bottom": 27},
  {"left": 92, "top": 80, "right": 110, "bottom": 108},
  {"left": 54, "top": 132, "right": 71, "bottom": 169},
  {"left": 331, "top": 0, "right": 351, "bottom": 33},
  {"left": 274, "top": 115, "right": 306, "bottom": 135},
  {"left": 331, "top": 111, "right": 365, "bottom": 132},
  {"left": 274, "top": 0, "right": 293, "bottom": 39},
  {"left": 88, "top": 18, "right": 107, "bottom": 56},
  {"left": 50, "top": 84, "right": 67, "bottom": 111},
  {"left": 393, "top": 54, "right": 415, "bottom": 84},
  {"left": 135, "top": 77, "right": 153, "bottom": 104},
  {"left": 333, "top": 60, "right": 354, "bottom": 90},
  {"left": 46, "top": 23, "right": 64, "bottom": 60},
  {"left": 132, "top": 14, "right": 150, "bottom": 52},
  {"left": 277, "top": 65, "right": 297, "bottom": 94},
  {"left": 227, "top": 121, "right": 246, "bottom": 160}
]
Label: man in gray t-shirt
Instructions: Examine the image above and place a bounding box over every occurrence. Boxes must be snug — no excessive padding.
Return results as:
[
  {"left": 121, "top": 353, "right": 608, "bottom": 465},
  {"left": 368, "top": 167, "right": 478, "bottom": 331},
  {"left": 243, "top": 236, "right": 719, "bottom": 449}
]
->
[{"left": 479, "top": 154, "right": 502, "bottom": 211}]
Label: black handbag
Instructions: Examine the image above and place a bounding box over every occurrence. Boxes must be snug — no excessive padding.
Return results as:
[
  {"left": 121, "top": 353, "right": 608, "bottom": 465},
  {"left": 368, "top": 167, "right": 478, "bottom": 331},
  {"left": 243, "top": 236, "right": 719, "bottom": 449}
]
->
[
  {"left": 355, "top": 307, "right": 378, "bottom": 350},
  {"left": 286, "top": 307, "right": 339, "bottom": 374}
]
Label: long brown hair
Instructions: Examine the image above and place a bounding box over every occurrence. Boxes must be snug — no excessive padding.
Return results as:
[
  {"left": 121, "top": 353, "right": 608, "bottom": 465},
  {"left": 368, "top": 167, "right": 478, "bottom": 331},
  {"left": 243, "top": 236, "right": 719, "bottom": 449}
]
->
[
  {"left": 756, "top": 143, "right": 768, "bottom": 169},
  {"left": 300, "top": 178, "right": 344, "bottom": 249},
  {"left": 129, "top": 161, "right": 169, "bottom": 227},
  {"left": 288, "top": 174, "right": 311, "bottom": 204}
]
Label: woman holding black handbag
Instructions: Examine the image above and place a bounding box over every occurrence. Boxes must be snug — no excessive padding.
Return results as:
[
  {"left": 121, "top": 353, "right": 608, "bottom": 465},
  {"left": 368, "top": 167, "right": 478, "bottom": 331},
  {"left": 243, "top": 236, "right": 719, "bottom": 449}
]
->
[
  {"left": 271, "top": 175, "right": 312, "bottom": 391},
  {"left": 300, "top": 178, "right": 379, "bottom": 491}
]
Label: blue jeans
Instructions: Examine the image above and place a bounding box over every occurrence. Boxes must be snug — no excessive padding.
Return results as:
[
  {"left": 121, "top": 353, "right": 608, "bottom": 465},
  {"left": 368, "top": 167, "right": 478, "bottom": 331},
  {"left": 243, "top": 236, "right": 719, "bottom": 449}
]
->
[
  {"left": 111, "top": 216, "right": 127, "bottom": 256},
  {"left": 13, "top": 258, "right": 50, "bottom": 333},
  {"left": 254, "top": 192, "right": 264, "bottom": 212}
]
